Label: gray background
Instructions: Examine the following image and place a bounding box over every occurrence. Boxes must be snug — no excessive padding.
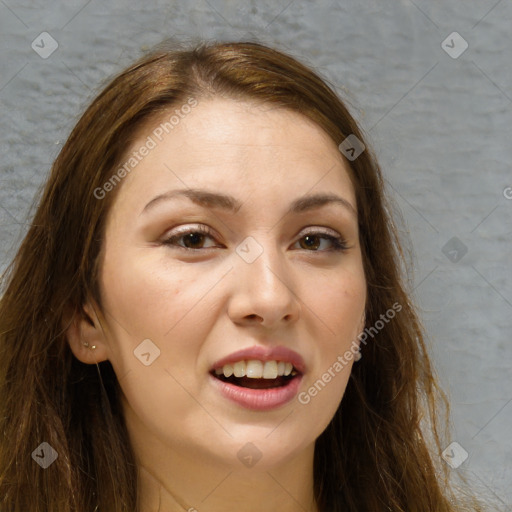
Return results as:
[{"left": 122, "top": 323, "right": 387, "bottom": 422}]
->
[{"left": 1, "top": 0, "right": 511, "bottom": 507}]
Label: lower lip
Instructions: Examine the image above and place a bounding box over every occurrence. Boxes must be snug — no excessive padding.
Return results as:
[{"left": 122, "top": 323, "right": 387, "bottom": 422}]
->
[{"left": 210, "top": 373, "right": 303, "bottom": 411}]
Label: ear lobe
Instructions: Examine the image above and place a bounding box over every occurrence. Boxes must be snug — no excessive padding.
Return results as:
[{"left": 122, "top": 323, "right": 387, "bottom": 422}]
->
[{"left": 64, "top": 301, "right": 108, "bottom": 364}]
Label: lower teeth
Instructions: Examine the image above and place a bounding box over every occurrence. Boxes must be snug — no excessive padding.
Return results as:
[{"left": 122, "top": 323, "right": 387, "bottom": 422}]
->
[{"left": 217, "top": 375, "right": 293, "bottom": 389}]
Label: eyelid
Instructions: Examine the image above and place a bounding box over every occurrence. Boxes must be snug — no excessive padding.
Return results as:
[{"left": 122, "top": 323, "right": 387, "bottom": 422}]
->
[
  {"left": 164, "top": 224, "right": 213, "bottom": 237},
  {"left": 295, "top": 225, "right": 341, "bottom": 239}
]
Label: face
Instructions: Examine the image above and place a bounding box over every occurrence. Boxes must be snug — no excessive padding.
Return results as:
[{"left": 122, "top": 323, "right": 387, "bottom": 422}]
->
[{"left": 85, "top": 98, "right": 366, "bottom": 471}]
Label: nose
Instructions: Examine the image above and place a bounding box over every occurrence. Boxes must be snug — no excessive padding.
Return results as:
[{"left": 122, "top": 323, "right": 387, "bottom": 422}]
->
[{"left": 227, "top": 238, "right": 301, "bottom": 328}]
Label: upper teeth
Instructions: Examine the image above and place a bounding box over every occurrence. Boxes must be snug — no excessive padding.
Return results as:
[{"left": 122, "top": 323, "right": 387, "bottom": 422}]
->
[{"left": 214, "top": 360, "right": 295, "bottom": 379}]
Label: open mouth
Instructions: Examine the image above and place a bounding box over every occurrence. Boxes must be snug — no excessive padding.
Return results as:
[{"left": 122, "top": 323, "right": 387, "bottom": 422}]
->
[
  {"left": 211, "top": 360, "right": 300, "bottom": 390},
  {"left": 213, "top": 373, "right": 298, "bottom": 389}
]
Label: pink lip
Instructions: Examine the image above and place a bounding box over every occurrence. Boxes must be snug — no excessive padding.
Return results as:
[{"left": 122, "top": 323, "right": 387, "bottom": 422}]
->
[
  {"left": 210, "top": 372, "right": 303, "bottom": 411},
  {"left": 211, "top": 345, "right": 306, "bottom": 374},
  {"left": 209, "top": 345, "right": 305, "bottom": 411}
]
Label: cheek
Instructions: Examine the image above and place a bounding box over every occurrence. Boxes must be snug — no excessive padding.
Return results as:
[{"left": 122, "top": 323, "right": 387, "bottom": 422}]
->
[
  {"left": 98, "top": 247, "right": 234, "bottom": 392},
  {"left": 309, "top": 264, "right": 366, "bottom": 343},
  {"left": 296, "top": 264, "right": 365, "bottom": 421},
  {"left": 98, "top": 251, "right": 204, "bottom": 381},
  {"left": 299, "top": 363, "right": 352, "bottom": 422},
  {"left": 100, "top": 248, "right": 204, "bottom": 339},
  {"left": 99, "top": 252, "right": 222, "bottom": 428}
]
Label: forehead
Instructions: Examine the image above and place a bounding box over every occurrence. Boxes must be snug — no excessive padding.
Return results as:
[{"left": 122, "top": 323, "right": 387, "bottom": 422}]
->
[{"left": 112, "top": 98, "right": 356, "bottom": 213}]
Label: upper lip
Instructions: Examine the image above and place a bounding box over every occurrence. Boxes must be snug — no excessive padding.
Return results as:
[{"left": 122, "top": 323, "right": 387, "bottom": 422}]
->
[{"left": 211, "top": 345, "right": 306, "bottom": 374}]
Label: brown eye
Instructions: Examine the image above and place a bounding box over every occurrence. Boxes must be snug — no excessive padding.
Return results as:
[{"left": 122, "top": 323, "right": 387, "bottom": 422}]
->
[
  {"left": 300, "top": 235, "right": 321, "bottom": 250},
  {"left": 181, "top": 232, "right": 207, "bottom": 249},
  {"left": 162, "top": 225, "right": 219, "bottom": 250},
  {"left": 295, "top": 232, "right": 348, "bottom": 252}
]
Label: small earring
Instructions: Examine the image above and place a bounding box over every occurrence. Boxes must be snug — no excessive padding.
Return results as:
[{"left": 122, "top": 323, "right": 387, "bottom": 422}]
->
[
  {"left": 354, "top": 349, "right": 362, "bottom": 362},
  {"left": 91, "top": 345, "right": 97, "bottom": 350},
  {"left": 82, "top": 341, "right": 89, "bottom": 348}
]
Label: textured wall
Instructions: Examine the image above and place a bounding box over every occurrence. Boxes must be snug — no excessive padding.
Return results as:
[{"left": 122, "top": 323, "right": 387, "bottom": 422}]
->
[{"left": 1, "top": 0, "right": 511, "bottom": 506}]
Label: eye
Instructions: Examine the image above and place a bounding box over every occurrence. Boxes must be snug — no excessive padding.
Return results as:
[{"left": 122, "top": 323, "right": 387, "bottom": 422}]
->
[
  {"left": 161, "top": 225, "right": 349, "bottom": 253},
  {"left": 293, "top": 230, "right": 348, "bottom": 252},
  {"left": 162, "top": 225, "right": 220, "bottom": 250}
]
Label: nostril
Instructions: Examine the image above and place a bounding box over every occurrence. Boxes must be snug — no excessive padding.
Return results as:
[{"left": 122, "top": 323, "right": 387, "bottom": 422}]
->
[{"left": 245, "top": 314, "right": 263, "bottom": 322}]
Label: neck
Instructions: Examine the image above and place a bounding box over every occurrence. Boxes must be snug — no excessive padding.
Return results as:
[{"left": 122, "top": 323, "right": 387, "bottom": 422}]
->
[{"left": 136, "top": 443, "right": 318, "bottom": 512}]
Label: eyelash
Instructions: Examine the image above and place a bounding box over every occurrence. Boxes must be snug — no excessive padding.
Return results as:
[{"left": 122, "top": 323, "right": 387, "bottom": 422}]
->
[{"left": 162, "top": 225, "right": 348, "bottom": 253}]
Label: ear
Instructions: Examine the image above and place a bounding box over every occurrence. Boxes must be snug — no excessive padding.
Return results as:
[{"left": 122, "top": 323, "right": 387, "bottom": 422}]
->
[{"left": 64, "top": 300, "right": 109, "bottom": 364}]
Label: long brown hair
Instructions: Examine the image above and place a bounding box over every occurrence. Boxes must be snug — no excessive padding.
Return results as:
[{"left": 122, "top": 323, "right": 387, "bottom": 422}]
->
[{"left": 0, "top": 40, "right": 484, "bottom": 511}]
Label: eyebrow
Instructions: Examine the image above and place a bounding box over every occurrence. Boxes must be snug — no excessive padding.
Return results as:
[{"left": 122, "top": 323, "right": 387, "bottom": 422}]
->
[{"left": 141, "top": 188, "right": 357, "bottom": 218}]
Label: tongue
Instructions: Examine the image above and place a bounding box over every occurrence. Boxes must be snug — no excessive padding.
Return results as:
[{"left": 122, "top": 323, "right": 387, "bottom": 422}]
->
[{"left": 229, "top": 376, "right": 290, "bottom": 389}]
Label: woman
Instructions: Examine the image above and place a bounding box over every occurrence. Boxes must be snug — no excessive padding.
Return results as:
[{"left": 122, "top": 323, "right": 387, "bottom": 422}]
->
[{"left": 0, "top": 40, "right": 484, "bottom": 511}]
